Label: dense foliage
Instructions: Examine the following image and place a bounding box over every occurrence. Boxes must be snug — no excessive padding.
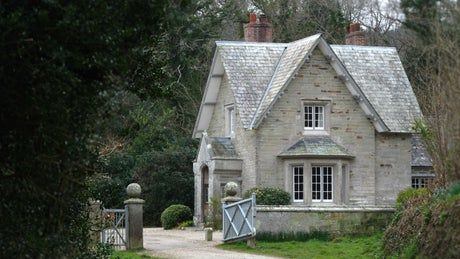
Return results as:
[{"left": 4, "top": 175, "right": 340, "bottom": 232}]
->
[
  {"left": 400, "top": 0, "right": 460, "bottom": 184},
  {"left": 0, "top": 0, "right": 240, "bottom": 256},
  {"left": 244, "top": 187, "right": 291, "bottom": 205},
  {"left": 0, "top": 1, "right": 122, "bottom": 257},
  {"left": 252, "top": 0, "right": 347, "bottom": 43},
  {"left": 160, "top": 204, "right": 193, "bottom": 230},
  {"left": 384, "top": 182, "right": 460, "bottom": 258}
]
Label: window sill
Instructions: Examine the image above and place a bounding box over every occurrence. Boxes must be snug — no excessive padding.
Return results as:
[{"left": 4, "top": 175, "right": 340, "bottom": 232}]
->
[{"left": 303, "top": 130, "right": 329, "bottom": 136}]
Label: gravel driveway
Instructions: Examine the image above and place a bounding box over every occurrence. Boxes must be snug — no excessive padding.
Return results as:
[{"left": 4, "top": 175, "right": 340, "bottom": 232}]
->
[{"left": 143, "top": 228, "right": 278, "bottom": 259}]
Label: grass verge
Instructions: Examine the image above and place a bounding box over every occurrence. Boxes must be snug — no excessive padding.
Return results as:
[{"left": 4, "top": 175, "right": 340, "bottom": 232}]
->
[
  {"left": 111, "top": 250, "right": 158, "bottom": 259},
  {"left": 219, "top": 233, "right": 383, "bottom": 259}
]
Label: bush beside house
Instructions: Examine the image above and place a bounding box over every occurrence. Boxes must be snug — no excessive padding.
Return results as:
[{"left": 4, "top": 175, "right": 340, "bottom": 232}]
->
[
  {"left": 160, "top": 204, "right": 192, "bottom": 230},
  {"left": 244, "top": 187, "right": 291, "bottom": 205},
  {"left": 383, "top": 182, "right": 460, "bottom": 258}
]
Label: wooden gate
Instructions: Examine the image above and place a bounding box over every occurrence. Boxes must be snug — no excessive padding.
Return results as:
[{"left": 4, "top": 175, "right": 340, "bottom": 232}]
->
[
  {"left": 101, "top": 207, "right": 128, "bottom": 249},
  {"left": 222, "top": 194, "right": 256, "bottom": 242}
]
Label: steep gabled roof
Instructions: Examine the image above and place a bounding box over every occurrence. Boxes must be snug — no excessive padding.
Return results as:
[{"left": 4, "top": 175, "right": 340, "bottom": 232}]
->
[
  {"left": 251, "top": 34, "right": 321, "bottom": 128},
  {"left": 193, "top": 35, "right": 422, "bottom": 138},
  {"left": 217, "top": 42, "right": 286, "bottom": 127},
  {"left": 331, "top": 45, "right": 423, "bottom": 132}
]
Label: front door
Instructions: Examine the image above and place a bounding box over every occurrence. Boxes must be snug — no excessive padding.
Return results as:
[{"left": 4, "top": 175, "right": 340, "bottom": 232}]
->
[{"left": 201, "top": 165, "right": 209, "bottom": 222}]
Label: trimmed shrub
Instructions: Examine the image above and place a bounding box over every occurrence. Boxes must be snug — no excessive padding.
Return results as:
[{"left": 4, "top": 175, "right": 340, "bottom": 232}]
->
[
  {"left": 244, "top": 187, "right": 290, "bottom": 205},
  {"left": 160, "top": 204, "right": 192, "bottom": 230}
]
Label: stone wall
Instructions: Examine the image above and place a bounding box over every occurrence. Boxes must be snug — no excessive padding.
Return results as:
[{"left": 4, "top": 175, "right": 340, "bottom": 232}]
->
[
  {"left": 255, "top": 206, "right": 394, "bottom": 235},
  {"left": 375, "top": 133, "right": 412, "bottom": 205},
  {"left": 207, "top": 74, "right": 234, "bottom": 137}
]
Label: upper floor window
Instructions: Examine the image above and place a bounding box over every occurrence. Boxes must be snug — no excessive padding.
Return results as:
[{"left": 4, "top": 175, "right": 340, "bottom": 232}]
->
[
  {"left": 225, "top": 104, "right": 235, "bottom": 137},
  {"left": 304, "top": 105, "right": 325, "bottom": 130}
]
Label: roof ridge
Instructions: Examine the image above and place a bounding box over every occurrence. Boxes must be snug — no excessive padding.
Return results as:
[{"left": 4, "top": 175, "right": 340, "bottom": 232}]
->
[{"left": 331, "top": 44, "right": 397, "bottom": 51}]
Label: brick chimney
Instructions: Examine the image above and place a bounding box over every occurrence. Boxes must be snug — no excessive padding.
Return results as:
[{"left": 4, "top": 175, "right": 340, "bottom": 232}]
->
[
  {"left": 345, "top": 22, "right": 367, "bottom": 45},
  {"left": 244, "top": 13, "right": 273, "bottom": 42}
]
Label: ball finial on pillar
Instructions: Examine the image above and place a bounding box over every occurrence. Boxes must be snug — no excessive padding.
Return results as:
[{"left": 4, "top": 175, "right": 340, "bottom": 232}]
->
[
  {"left": 126, "top": 183, "right": 141, "bottom": 199},
  {"left": 224, "top": 182, "right": 239, "bottom": 197}
]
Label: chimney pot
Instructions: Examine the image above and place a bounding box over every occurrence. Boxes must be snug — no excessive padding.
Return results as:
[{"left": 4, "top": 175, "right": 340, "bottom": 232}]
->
[
  {"left": 249, "top": 12, "right": 257, "bottom": 23},
  {"left": 244, "top": 13, "right": 273, "bottom": 42},
  {"left": 345, "top": 22, "right": 367, "bottom": 46},
  {"left": 349, "top": 23, "right": 361, "bottom": 33}
]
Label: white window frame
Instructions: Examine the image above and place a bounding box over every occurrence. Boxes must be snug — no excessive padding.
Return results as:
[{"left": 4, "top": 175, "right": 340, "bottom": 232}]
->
[
  {"left": 311, "top": 166, "right": 333, "bottom": 202},
  {"left": 292, "top": 165, "right": 304, "bottom": 202},
  {"left": 304, "top": 105, "right": 324, "bottom": 130},
  {"left": 225, "top": 104, "right": 235, "bottom": 137},
  {"left": 411, "top": 176, "right": 432, "bottom": 189}
]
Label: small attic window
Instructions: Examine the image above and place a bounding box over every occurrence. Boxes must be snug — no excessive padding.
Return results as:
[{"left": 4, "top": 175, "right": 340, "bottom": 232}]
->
[
  {"left": 225, "top": 104, "right": 235, "bottom": 137},
  {"left": 302, "top": 100, "right": 330, "bottom": 135},
  {"left": 304, "top": 105, "right": 324, "bottom": 130}
]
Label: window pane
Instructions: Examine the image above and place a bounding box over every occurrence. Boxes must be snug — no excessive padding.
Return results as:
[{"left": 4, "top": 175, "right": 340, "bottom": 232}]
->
[
  {"left": 412, "top": 177, "right": 432, "bottom": 189},
  {"left": 305, "top": 106, "right": 313, "bottom": 128},
  {"left": 323, "top": 167, "right": 333, "bottom": 201},
  {"left": 315, "top": 106, "right": 324, "bottom": 128},
  {"left": 293, "top": 166, "right": 304, "bottom": 201},
  {"left": 312, "top": 167, "right": 321, "bottom": 201},
  {"left": 230, "top": 108, "right": 235, "bottom": 135}
]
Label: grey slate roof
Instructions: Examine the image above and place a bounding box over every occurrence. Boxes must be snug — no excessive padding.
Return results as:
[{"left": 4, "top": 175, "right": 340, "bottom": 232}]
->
[
  {"left": 217, "top": 42, "right": 286, "bottom": 128},
  {"left": 208, "top": 137, "right": 237, "bottom": 158},
  {"left": 331, "top": 45, "right": 422, "bottom": 132},
  {"left": 279, "top": 136, "right": 353, "bottom": 158},
  {"left": 411, "top": 134, "right": 433, "bottom": 167},
  {"left": 252, "top": 34, "right": 321, "bottom": 128},
  {"left": 198, "top": 35, "right": 422, "bottom": 134}
]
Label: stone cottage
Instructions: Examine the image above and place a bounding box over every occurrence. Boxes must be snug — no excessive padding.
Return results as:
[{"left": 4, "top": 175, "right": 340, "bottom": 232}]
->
[{"left": 192, "top": 14, "right": 432, "bottom": 225}]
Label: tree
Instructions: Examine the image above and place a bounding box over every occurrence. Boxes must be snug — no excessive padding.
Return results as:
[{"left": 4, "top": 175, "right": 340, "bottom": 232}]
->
[
  {"left": 251, "top": 0, "right": 348, "bottom": 43},
  {"left": 0, "top": 1, "right": 124, "bottom": 257},
  {"left": 400, "top": 0, "right": 460, "bottom": 185}
]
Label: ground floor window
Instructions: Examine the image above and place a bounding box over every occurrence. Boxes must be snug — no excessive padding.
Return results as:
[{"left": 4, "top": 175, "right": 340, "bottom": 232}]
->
[
  {"left": 293, "top": 166, "right": 304, "bottom": 202},
  {"left": 312, "top": 166, "right": 333, "bottom": 202},
  {"left": 411, "top": 177, "right": 432, "bottom": 189}
]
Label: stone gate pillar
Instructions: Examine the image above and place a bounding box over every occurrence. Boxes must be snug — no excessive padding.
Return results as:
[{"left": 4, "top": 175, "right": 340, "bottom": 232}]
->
[{"left": 124, "top": 183, "right": 145, "bottom": 250}]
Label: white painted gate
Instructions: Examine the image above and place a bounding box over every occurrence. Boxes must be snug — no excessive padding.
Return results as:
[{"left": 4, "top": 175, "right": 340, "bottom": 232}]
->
[
  {"left": 222, "top": 194, "right": 256, "bottom": 242},
  {"left": 101, "top": 208, "right": 128, "bottom": 249}
]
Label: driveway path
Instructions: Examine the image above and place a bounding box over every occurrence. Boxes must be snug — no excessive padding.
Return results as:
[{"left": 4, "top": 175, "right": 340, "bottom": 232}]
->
[{"left": 143, "top": 228, "right": 278, "bottom": 259}]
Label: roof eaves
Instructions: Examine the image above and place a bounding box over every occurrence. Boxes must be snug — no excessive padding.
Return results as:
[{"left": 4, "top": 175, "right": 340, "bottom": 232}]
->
[{"left": 192, "top": 47, "right": 221, "bottom": 138}]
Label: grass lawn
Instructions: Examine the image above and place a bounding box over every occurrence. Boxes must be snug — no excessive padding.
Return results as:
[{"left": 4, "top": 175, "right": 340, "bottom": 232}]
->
[
  {"left": 111, "top": 250, "right": 159, "bottom": 259},
  {"left": 219, "top": 233, "right": 384, "bottom": 259}
]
